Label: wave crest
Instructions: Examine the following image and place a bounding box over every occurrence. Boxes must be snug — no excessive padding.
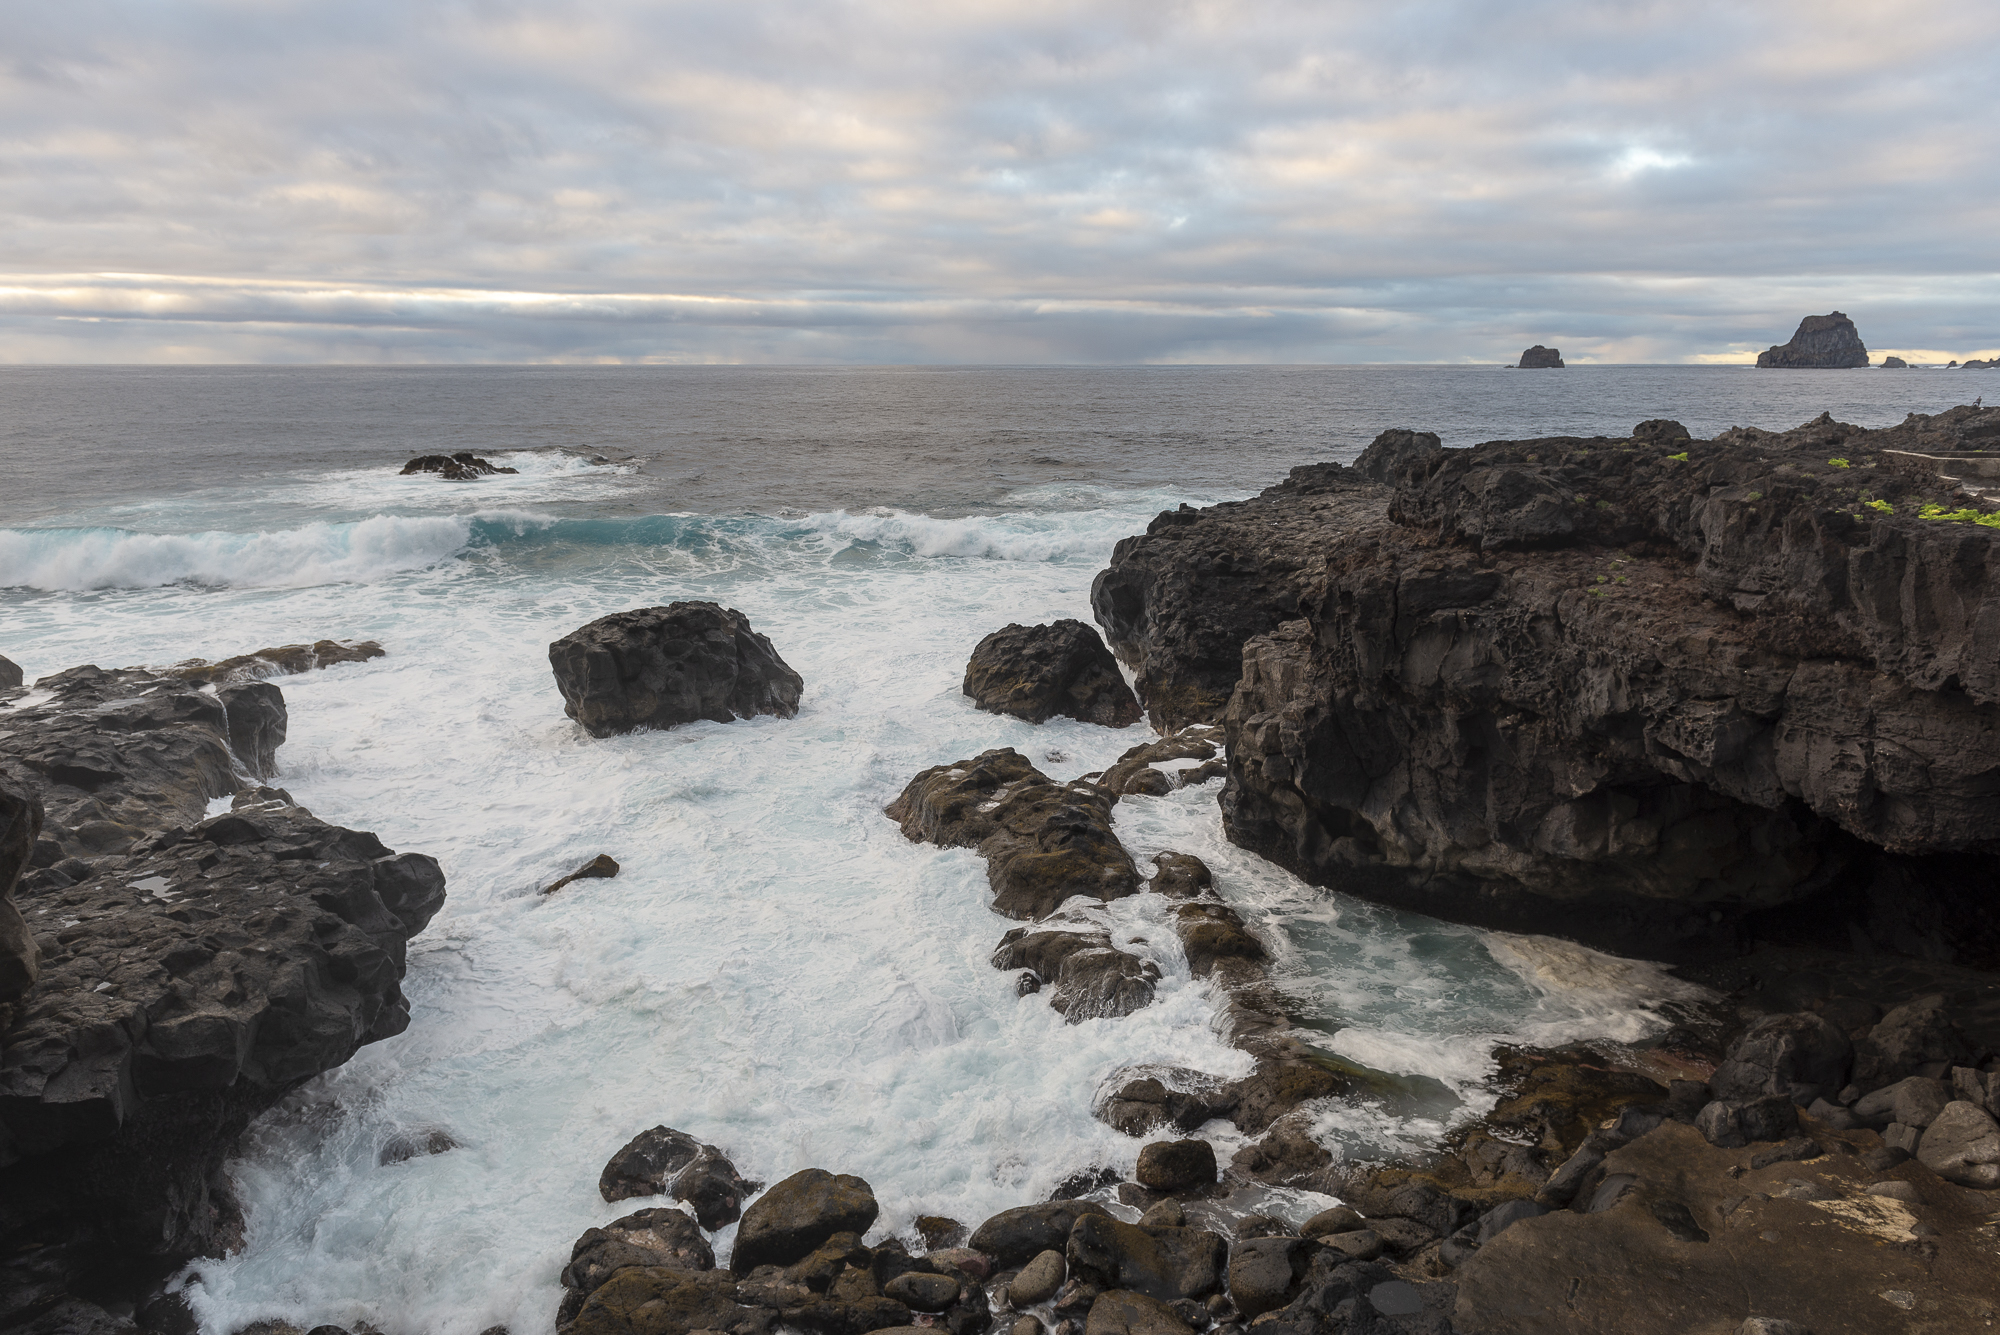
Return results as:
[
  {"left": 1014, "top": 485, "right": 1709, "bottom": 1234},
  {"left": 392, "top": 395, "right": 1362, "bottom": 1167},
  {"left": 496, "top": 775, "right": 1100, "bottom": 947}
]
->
[{"left": 0, "top": 516, "right": 473, "bottom": 591}]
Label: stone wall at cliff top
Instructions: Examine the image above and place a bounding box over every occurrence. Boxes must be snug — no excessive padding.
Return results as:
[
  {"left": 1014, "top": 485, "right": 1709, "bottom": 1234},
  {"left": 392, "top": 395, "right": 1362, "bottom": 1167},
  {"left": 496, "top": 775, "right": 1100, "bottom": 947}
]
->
[{"left": 1092, "top": 407, "right": 2000, "bottom": 961}]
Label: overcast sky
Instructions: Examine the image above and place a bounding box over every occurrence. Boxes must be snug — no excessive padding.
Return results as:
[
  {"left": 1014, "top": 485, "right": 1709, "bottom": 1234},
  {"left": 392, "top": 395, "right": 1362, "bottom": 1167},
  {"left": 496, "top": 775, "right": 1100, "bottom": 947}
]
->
[{"left": 2, "top": 0, "right": 1995, "bottom": 364}]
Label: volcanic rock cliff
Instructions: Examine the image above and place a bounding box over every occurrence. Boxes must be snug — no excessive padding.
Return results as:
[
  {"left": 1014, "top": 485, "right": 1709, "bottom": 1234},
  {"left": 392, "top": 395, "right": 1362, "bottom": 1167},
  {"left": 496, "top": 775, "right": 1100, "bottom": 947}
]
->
[
  {"left": 1092, "top": 407, "right": 2000, "bottom": 961},
  {"left": 0, "top": 664, "right": 444, "bottom": 1325}
]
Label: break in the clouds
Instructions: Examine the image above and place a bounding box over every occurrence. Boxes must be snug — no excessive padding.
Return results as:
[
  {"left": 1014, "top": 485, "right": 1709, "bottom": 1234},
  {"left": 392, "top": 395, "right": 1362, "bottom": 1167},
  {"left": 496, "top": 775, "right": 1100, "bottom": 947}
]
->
[{"left": 2, "top": 0, "right": 1996, "bottom": 364}]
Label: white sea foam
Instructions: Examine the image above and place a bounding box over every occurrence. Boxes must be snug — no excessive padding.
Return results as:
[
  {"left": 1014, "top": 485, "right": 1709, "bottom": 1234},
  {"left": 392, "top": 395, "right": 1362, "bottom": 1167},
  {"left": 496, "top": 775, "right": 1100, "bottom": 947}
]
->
[
  {"left": 0, "top": 516, "right": 473, "bottom": 591},
  {"left": 1, "top": 477, "right": 1703, "bottom": 1335}
]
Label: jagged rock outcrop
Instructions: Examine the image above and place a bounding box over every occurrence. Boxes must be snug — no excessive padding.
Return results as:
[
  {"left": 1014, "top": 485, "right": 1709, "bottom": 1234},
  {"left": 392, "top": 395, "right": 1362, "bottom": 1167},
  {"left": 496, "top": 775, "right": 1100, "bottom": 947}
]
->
[
  {"left": 1, "top": 780, "right": 42, "bottom": 1003},
  {"left": 399, "top": 451, "right": 518, "bottom": 479},
  {"left": 166, "top": 639, "right": 384, "bottom": 687},
  {"left": 1515, "top": 346, "right": 1564, "bottom": 369},
  {"left": 992, "top": 926, "right": 1159, "bottom": 1021},
  {"left": 962, "top": 620, "right": 1141, "bottom": 728},
  {"left": 886, "top": 749, "right": 1140, "bottom": 919},
  {"left": 549, "top": 602, "right": 805, "bottom": 737},
  {"left": 1096, "top": 406, "right": 2000, "bottom": 959},
  {"left": 0, "top": 666, "right": 444, "bottom": 1317},
  {"left": 1756, "top": 312, "right": 1869, "bottom": 368},
  {"left": 1090, "top": 444, "right": 1413, "bottom": 732}
]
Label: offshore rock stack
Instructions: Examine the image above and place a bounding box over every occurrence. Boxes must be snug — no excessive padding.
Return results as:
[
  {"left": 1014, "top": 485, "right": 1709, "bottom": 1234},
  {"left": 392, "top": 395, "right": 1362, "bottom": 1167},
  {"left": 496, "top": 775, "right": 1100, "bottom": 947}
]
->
[{"left": 1755, "top": 312, "right": 1870, "bottom": 368}]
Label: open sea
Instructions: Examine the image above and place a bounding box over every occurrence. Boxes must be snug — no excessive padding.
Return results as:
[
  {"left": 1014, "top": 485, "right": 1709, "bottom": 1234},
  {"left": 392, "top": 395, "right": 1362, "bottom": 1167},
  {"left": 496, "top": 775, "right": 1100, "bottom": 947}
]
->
[{"left": 0, "top": 364, "right": 1978, "bottom": 1333}]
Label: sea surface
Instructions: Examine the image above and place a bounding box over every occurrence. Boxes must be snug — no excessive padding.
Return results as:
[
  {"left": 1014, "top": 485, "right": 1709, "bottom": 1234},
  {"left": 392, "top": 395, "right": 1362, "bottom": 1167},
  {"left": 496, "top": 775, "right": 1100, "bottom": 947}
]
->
[{"left": 0, "top": 365, "right": 1976, "bottom": 1334}]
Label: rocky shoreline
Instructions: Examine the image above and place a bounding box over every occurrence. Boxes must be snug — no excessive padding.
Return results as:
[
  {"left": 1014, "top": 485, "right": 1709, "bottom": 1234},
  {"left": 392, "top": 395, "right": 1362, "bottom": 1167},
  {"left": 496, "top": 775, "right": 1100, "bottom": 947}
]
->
[{"left": 6, "top": 404, "right": 1999, "bottom": 1335}]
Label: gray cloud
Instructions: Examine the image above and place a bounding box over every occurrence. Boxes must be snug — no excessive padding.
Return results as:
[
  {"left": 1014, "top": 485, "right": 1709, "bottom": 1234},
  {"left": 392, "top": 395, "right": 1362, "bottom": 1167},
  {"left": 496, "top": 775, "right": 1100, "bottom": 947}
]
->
[{"left": 2, "top": 0, "right": 1995, "bottom": 362}]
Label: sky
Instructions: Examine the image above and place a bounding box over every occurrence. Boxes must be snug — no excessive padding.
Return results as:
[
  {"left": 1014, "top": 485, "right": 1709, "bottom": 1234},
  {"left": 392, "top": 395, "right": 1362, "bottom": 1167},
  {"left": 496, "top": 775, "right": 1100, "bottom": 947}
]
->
[{"left": 2, "top": 0, "right": 1996, "bottom": 365}]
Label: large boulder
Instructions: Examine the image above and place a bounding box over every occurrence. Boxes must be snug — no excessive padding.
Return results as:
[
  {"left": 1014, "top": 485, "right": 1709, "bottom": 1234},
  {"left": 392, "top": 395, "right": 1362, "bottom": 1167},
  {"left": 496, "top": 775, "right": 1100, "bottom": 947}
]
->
[
  {"left": 962, "top": 621, "right": 1141, "bottom": 728},
  {"left": 1226, "top": 1235, "right": 1321, "bottom": 1318},
  {"left": 732, "top": 1170, "right": 879, "bottom": 1273},
  {"left": 1065, "top": 1214, "right": 1226, "bottom": 1301},
  {"left": 560, "top": 1206, "right": 715, "bottom": 1311},
  {"left": 0, "top": 653, "right": 22, "bottom": 689},
  {"left": 1915, "top": 1100, "right": 2000, "bottom": 1187},
  {"left": 1853, "top": 995, "right": 1971, "bottom": 1087},
  {"left": 1708, "top": 1013, "right": 1851, "bottom": 1106},
  {"left": 549, "top": 602, "right": 804, "bottom": 737},
  {"left": 968, "top": 1200, "right": 1114, "bottom": 1266},
  {"left": 1755, "top": 312, "right": 1869, "bottom": 368},
  {"left": 886, "top": 750, "right": 1139, "bottom": 919}
]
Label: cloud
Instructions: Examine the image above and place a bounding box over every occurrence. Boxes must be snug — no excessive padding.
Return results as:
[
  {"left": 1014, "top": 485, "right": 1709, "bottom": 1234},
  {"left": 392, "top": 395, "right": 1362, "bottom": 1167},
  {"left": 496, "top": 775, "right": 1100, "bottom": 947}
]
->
[{"left": 1, "top": 0, "right": 1995, "bottom": 362}]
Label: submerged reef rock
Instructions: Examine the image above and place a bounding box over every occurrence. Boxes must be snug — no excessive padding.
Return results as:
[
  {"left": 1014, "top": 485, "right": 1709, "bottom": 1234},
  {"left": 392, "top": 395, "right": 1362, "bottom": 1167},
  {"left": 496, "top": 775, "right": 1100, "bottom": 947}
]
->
[
  {"left": 1515, "top": 346, "right": 1565, "bottom": 368},
  {"left": 1756, "top": 312, "right": 1870, "bottom": 368},
  {"left": 1093, "top": 406, "right": 2000, "bottom": 961},
  {"left": 399, "top": 450, "right": 518, "bottom": 479},
  {"left": 165, "top": 638, "right": 384, "bottom": 688},
  {"left": 962, "top": 620, "right": 1142, "bottom": 728},
  {"left": 886, "top": 748, "right": 1140, "bottom": 919},
  {"left": 544, "top": 853, "right": 621, "bottom": 895},
  {"left": 992, "top": 926, "right": 1159, "bottom": 1021},
  {"left": 549, "top": 602, "right": 805, "bottom": 738},
  {"left": 0, "top": 666, "right": 445, "bottom": 1318}
]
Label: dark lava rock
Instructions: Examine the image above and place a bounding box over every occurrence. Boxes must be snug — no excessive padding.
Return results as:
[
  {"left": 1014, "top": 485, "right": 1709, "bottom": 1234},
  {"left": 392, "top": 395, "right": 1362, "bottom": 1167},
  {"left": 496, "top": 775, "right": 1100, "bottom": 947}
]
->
[
  {"left": 400, "top": 451, "right": 519, "bottom": 479},
  {"left": 674, "top": 1148, "right": 761, "bottom": 1231},
  {"left": 2, "top": 775, "right": 42, "bottom": 1002},
  {"left": 1516, "top": 346, "right": 1565, "bottom": 369},
  {"left": 1694, "top": 1095, "right": 1799, "bottom": 1148},
  {"left": 1134, "top": 1140, "right": 1216, "bottom": 1192},
  {"left": 549, "top": 602, "right": 804, "bottom": 738},
  {"left": 1631, "top": 419, "right": 1691, "bottom": 445},
  {"left": 1756, "top": 312, "right": 1869, "bottom": 368},
  {"left": 1066, "top": 1215, "right": 1226, "bottom": 1301},
  {"left": 1090, "top": 456, "right": 1395, "bottom": 731},
  {"left": 968, "top": 1200, "right": 1114, "bottom": 1266},
  {"left": 992, "top": 928, "right": 1158, "bottom": 1021},
  {"left": 1083, "top": 1291, "right": 1194, "bottom": 1335},
  {"left": 1883, "top": 355, "right": 1910, "bottom": 369},
  {"left": 166, "top": 639, "right": 385, "bottom": 688},
  {"left": 600, "top": 1125, "right": 705, "bottom": 1202},
  {"left": 560, "top": 1268, "right": 773, "bottom": 1335},
  {"left": 561, "top": 1206, "right": 715, "bottom": 1311},
  {"left": 1169, "top": 901, "right": 1265, "bottom": 979},
  {"left": 1187, "top": 408, "right": 2000, "bottom": 959},
  {"left": 1225, "top": 1235, "right": 1319, "bottom": 1318},
  {"left": 1093, "top": 728, "right": 1221, "bottom": 799},
  {"left": 379, "top": 1128, "right": 458, "bottom": 1165},
  {"left": 1, "top": 784, "right": 444, "bottom": 1301},
  {"left": 544, "top": 853, "right": 621, "bottom": 895},
  {"left": 1230, "top": 1063, "right": 1349, "bottom": 1136},
  {"left": 887, "top": 749, "right": 1140, "bottom": 920},
  {"left": 1146, "top": 853, "right": 1213, "bottom": 899},
  {"left": 884, "top": 1271, "right": 959, "bottom": 1312},
  {"left": 1709, "top": 1012, "right": 1852, "bottom": 1107},
  {"left": 1094, "top": 1071, "right": 1236, "bottom": 1138},
  {"left": 0, "top": 653, "right": 21, "bottom": 689},
  {"left": 732, "top": 1169, "right": 879, "bottom": 1274},
  {"left": 963, "top": 621, "right": 1142, "bottom": 728}
]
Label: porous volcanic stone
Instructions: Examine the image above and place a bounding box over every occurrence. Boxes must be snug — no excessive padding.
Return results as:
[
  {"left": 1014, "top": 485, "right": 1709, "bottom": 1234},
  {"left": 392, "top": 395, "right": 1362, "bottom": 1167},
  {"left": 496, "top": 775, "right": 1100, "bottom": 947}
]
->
[
  {"left": 732, "top": 1169, "right": 879, "bottom": 1273},
  {"left": 963, "top": 621, "right": 1141, "bottom": 728},
  {"left": 549, "top": 602, "right": 804, "bottom": 737}
]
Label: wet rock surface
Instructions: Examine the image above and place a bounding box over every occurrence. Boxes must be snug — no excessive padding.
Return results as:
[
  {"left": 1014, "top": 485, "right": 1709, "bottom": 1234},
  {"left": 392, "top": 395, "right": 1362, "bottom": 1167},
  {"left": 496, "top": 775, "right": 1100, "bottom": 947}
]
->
[
  {"left": 731, "top": 1169, "right": 881, "bottom": 1273},
  {"left": 164, "top": 639, "right": 384, "bottom": 688},
  {"left": 992, "top": 927, "right": 1158, "bottom": 1022},
  {"left": 549, "top": 602, "right": 804, "bottom": 738},
  {"left": 963, "top": 621, "right": 1142, "bottom": 728},
  {"left": 0, "top": 668, "right": 445, "bottom": 1326},
  {"left": 887, "top": 749, "right": 1140, "bottom": 920},
  {"left": 400, "top": 450, "right": 519, "bottom": 479},
  {"left": 1160, "top": 407, "right": 2000, "bottom": 960}
]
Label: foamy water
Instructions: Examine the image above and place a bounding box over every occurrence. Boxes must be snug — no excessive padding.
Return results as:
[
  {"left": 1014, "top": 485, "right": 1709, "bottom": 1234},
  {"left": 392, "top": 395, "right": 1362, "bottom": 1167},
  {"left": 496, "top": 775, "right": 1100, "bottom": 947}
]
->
[{"left": 0, "top": 367, "right": 1836, "bottom": 1334}]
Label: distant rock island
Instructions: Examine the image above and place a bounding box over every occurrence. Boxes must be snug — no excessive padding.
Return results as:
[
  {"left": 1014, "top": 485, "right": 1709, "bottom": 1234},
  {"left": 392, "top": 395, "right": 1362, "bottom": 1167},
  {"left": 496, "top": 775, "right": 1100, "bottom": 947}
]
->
[
  {"left": 1756, "top": 311, "right": 1869, "bottom": 368},
  {"left": 1882, "top": 355, "right": 1909, "bottom": 369},
  {"left": 1515, "top": 345, "right": 1564, "bottom": 368}
]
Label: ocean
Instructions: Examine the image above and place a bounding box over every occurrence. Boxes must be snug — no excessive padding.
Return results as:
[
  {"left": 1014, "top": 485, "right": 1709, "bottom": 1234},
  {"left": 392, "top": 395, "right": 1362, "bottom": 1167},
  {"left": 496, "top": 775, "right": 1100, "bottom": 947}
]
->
[{"left": 0, "top": 364, "right": 1976, "bottom": 1333}]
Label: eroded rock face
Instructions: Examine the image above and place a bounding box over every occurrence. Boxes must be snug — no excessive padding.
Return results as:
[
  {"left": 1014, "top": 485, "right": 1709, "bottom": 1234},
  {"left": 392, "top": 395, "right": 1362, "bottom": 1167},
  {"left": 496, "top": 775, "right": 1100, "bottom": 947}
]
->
[
  {"left": 1196, "top": 409, "right": 2000, "bottom": 958},
  {"left": 1089, "top": 458, "right": 1398, "bottom": 731},
  {"left": 1756, "top": 312, "right": 1869, "bottom": 368},
  {"left": 1, "top": 777, "right": 42, "bottom": 1002},
  {"left": 886, "top": 749, "right": 1139, "bottom": 920},
  {"left": 0, "top": 669, "right": 445, "bottom": 1308},
  {"left": 963, "top": 621, "right": 1141, "bottom": 728},
  {"left": 992, "top": 928, "right": 1158, "bottom": 1022},
  {"left": 549, "top": 602, "right": 804, "bottom": 738}
]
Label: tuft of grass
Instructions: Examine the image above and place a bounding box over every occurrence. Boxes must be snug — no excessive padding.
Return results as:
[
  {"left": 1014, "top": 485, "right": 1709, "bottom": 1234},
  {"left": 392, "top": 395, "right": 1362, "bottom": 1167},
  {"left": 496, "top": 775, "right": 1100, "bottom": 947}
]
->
[
  {"left": 1667, "top": 451, "right": 1689, "bottom": 462},
  {"left": 1596, "top": 499, "right": 1614, "bottom": 510},
  {"left": 1867, "top": 499, "right": 1894, "bottom": 514},
  {"left": 1829, "top": 458, "right": 1851, "bottom": 469},
  {"left": 1744, "top": 491, "right": 1763, "bottom": 501},
  {"left": 1614, "top": 575, "right": 1628, "bottom": 584},
  {"left": 1919, "top": 503, "right": 2000, "bottom": 529}
]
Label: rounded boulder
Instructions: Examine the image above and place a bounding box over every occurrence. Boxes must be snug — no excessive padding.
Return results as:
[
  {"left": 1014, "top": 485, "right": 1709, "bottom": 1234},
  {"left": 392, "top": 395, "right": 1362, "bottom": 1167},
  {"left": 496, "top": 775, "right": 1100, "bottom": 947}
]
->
[
  {"left": 962, "top": 620, "right": 1141, "bottom": 728},
  {"left": 730, "top": 1168, "right": 879, "bottom": 1273},
  {"left": 1134, "top": 1139, "right": 1216, "bottom": 1193},
  {"left": 549, "top": 602, "right": 804, "bottom": 738}
]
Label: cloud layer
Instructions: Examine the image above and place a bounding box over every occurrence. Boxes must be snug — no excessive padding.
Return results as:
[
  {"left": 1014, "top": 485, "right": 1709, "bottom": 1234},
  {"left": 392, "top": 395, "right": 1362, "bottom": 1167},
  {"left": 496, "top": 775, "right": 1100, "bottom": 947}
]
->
[{"left": 4, "top": 0, "right": 1996, "bottom": 363}]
